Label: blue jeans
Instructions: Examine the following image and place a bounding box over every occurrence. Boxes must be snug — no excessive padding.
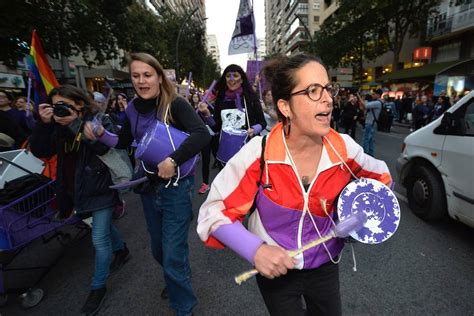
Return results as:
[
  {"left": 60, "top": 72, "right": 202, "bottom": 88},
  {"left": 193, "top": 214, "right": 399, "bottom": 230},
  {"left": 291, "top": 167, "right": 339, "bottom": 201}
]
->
[
  {"left": 140, "top": 176, "right": 197, "bottom": 315},
  {"left": 91, "top": 207, "right": 125, "bottom": 289},
  {"left": 363, "top": 124, "right": 376, "bottom": 157}
]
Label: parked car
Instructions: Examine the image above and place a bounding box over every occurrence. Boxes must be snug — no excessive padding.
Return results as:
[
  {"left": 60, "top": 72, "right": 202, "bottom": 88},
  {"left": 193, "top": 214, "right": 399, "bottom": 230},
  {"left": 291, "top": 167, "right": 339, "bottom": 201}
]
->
[{"left": 397, "top": 91, "right": 474, "bottom": 228}]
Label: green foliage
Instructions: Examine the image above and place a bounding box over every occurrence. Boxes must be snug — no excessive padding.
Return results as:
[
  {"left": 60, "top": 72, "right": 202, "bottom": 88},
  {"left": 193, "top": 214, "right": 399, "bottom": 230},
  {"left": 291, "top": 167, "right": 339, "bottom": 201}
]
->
[
  {"left": 0, "top": 0, "right": 125, "bottom": 67},
  {"left": 0, "top": 1, "right": 220, "bottom": 89}
]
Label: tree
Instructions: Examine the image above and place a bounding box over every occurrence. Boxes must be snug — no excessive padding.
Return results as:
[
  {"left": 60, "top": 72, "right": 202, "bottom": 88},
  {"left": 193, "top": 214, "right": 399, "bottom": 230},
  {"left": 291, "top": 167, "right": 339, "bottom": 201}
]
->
[
  {"left": 314, "top": 0, "right": 441, "bottom": 73},
  {"left": 200, "top": 53, "right": 221, "bottom": 88},
  {"left": 0, "top": 0, "right": 130, "bottom": 70},
  {"left": 0, "top": 1, "right": 220, "bottom": 88},
  {"left": 377, "top": 0, "right": 441, "bottom": 70}
]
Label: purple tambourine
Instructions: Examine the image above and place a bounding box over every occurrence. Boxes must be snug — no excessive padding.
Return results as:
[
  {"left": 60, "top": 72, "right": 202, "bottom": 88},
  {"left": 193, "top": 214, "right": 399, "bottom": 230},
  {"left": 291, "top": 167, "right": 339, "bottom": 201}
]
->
[
  {"left": 337, "top": 178, "right": 400, "bottom": 244},
  {"left": 135, "top": 120, "right": 199, "bottom": 179},
  {"left": 216, "top": 128, "right": 248, "bottom": 163}
]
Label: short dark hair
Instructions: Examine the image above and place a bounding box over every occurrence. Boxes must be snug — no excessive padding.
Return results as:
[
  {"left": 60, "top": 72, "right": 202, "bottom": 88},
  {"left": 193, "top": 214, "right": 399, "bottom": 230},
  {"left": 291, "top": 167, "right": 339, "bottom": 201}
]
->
[
  {"left": 48, "top": 85, "right": 98, "bottom": 115},
  {"left": 262, "top": 53, "right": 325, "bottom": 122}
]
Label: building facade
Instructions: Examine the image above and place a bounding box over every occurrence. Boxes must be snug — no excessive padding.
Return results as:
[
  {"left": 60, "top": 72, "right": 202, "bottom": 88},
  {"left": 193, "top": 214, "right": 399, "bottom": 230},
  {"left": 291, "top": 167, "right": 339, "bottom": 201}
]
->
[
  {"left": 265, "top": 0, "right": 338, "bottom": 55},
  {"left": 375, "top": 0, "right": 474, "bottom": 97},
  {"left": 247, "top": 38, "right": 266, "bottom": 60},
  {"left": 207, "top": 34, "right": 221, "bottom": 70},
  {"left": 149, "top": 0, "right": 206, "bottom": 24}
]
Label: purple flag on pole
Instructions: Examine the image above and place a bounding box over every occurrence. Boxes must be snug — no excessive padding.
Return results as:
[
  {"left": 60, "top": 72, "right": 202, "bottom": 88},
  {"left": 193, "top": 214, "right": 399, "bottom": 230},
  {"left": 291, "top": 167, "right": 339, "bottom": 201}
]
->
[
  {"left": 246, "top": 60, "right": 269, "bottom": 91},
  {"left": 228, "top": 0, "right": 256, "bottom": 55}
]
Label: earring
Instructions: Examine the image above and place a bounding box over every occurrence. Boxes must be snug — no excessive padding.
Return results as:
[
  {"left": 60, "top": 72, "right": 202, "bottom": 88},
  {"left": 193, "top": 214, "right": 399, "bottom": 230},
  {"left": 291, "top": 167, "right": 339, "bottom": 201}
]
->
[{"left": 284, "top": 117, "right": 291, "bottom": 137}]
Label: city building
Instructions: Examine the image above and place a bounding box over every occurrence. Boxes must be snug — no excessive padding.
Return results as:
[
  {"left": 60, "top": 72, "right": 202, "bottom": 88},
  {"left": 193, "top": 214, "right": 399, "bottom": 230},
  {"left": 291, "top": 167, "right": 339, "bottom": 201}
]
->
[
  {"left": 247, "top": 38, "right": 266, "bottom": 60},
  {"left": 376, "top": 0, "right": 473, "bottom": 97},
  {"left": 265, "top": 0, "right": 338, "bottom": 55},
  {"left": 149, "top": 0, "right": 206, "bottom": 23},
  {"left": 264, "top": 0, "right": 351, "bottom": 85},
  {"left": 207, "top": 34, "right": 221, "bottom": 70}
]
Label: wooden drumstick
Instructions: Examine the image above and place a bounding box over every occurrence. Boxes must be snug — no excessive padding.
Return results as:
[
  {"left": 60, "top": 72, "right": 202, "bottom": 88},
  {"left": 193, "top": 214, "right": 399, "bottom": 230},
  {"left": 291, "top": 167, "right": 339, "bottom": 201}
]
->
[{"left": 234, "top": 212, "right": 367, "bottom": 285}]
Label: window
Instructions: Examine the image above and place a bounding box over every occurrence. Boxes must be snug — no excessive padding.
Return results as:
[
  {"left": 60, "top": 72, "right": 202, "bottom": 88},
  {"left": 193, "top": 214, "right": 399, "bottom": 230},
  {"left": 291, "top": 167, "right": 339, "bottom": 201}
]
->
[
  {"left": 435, "top": 42, "right": 461, "bottom": 62},
  {"left": 463, "top": 99, "right": 474, "bottom": 136},
  {"left": 314, "top": 15, "right": 320, "bottom": 22},
  {"left": 313, "top": 2, "right": 320, "bottom": 10}
]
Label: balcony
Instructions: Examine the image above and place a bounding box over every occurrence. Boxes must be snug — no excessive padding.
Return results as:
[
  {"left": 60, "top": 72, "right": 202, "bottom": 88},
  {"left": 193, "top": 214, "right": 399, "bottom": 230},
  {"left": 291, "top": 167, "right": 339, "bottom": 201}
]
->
[{"left": 427, "top": 4, "right": 474, "bottom": 39}]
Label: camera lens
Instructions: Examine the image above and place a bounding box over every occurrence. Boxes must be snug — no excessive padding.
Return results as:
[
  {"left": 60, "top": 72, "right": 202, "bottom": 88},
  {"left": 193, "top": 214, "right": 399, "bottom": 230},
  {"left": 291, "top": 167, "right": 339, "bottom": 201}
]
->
[{"left": 53, "top": 101, "right": 72, "bottom": 117}]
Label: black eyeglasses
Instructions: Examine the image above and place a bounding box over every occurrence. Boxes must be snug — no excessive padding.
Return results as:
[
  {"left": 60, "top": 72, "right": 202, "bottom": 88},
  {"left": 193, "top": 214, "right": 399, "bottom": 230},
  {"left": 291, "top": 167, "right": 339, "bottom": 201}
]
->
[{"left": 290, "top": 83, "right": 339, "bottom": 102}]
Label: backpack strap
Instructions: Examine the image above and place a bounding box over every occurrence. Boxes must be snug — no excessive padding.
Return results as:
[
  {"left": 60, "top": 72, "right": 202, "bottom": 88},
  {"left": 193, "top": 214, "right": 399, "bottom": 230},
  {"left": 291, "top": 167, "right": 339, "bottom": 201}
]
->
[
  {"left": 370, "top": 100, "right": 384, "bottom": 125},
  {"left": 257, "top": 135, "right": 267, "bottom": 187},
  {"left": 248, "top": 135, "right": 267, "bottom": 215}
]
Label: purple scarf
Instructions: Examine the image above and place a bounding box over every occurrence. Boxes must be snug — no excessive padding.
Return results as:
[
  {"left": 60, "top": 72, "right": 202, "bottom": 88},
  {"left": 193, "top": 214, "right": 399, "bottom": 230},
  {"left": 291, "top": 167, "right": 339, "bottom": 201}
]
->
[{"left": 224, "top": 87, "right": 244, "bottom": 112}]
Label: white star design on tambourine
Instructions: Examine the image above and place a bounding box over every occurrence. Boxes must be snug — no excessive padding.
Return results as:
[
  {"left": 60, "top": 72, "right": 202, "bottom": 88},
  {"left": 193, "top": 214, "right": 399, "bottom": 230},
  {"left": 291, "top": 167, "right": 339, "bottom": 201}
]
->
[{"left": 337, "top": 178, "right": 400, "bottom": 244}]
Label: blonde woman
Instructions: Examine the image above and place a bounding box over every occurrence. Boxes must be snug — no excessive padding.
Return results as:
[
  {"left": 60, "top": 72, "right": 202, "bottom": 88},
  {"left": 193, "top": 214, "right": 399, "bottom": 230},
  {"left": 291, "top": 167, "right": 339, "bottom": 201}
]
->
[{"left": 84, "top": 53, "right": 210, "bottom": 316}]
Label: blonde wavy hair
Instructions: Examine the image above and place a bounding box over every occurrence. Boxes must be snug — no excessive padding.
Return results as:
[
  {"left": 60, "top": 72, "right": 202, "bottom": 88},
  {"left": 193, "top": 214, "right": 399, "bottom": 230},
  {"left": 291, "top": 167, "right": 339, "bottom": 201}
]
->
[{"left": 128, "top": 52, "right": 177, "bottom": 123}]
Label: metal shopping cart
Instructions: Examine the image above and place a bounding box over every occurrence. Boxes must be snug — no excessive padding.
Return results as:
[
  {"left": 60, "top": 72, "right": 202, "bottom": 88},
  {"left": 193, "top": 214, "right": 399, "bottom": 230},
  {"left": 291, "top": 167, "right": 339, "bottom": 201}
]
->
[{"left": 0, "top": 154, "right": 89, "bottom": 308}]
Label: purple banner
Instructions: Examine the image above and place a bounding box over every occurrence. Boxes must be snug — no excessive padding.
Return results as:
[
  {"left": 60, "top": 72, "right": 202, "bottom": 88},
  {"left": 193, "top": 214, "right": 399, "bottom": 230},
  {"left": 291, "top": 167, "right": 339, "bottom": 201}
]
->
[{"left": 246, "top": 60, "right": 269, "bottom": 93}]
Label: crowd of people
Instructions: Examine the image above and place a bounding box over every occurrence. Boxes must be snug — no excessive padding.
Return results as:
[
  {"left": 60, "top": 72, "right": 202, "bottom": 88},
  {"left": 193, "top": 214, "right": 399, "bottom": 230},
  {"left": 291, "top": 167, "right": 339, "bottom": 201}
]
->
[
  {"left": 325, "top": 87, "right": 457, "bottom": 158},
  {"left": 10, "top": 51, "right": 459, "bottom": 315}
]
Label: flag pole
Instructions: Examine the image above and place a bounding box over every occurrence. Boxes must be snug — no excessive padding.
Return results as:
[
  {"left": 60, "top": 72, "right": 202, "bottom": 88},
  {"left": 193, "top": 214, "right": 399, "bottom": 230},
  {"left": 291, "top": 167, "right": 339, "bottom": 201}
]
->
[
  {"left": 24, "top": 57, "right": 32, "bottom": 117},
  {"left": 250, "top": 0, "right": 263, "bottom": 102}
]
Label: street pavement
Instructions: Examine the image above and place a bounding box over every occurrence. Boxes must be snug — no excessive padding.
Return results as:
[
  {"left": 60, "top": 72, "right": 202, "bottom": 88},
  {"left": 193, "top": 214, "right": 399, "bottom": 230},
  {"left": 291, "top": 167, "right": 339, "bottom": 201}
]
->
[{"left": 1, "top": 123, "right": 473, "bottom": 315}]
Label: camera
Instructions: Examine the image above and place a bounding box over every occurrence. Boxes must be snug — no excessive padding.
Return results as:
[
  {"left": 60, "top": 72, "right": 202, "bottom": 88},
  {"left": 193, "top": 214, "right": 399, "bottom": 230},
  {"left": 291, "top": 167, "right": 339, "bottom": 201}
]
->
[{"left": 52, "top": 101, "right": 72, "bottom": 117}]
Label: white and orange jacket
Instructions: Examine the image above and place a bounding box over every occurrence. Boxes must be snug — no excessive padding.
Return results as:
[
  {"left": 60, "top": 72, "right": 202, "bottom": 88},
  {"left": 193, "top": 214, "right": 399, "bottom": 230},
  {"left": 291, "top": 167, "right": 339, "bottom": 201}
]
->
[{"left": 197, "top": 122, "right": 392, "bottom": 269}]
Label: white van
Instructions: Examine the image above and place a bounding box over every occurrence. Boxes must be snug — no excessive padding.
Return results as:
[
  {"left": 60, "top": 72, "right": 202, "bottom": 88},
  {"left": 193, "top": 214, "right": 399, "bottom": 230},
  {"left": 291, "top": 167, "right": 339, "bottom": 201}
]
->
[{"left": 396, "top": 91, "right": 474, "bottom": 228}]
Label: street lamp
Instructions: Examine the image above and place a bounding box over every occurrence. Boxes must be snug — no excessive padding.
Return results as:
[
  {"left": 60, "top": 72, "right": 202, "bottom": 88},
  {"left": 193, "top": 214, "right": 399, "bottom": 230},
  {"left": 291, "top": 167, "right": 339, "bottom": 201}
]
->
[
  {"left": 294, "top": 13, "right": 315, "bottom": 54},
  {"left": 175, "top": 7, "right": 199, "bottom": 84}
]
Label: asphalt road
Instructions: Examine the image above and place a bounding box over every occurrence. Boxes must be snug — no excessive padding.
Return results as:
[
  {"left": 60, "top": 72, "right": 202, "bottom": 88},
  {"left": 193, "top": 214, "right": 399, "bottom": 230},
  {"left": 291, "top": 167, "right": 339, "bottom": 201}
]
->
[{"left": 2, "top": 124, "right": 473, "bottom": 315}]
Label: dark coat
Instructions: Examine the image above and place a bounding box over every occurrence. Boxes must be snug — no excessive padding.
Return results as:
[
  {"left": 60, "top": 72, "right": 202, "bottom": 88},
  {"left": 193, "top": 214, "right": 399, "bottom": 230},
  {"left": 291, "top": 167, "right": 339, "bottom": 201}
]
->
[{"left": 29, "top": 114, "right": 119, "bottom": 214}]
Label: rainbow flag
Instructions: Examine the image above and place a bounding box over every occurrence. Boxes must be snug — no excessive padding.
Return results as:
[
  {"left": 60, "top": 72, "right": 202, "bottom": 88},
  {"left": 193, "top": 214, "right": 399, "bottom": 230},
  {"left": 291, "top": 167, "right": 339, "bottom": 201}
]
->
[{"left": 28, "top": 29, "right": 59, "bottom": 103}]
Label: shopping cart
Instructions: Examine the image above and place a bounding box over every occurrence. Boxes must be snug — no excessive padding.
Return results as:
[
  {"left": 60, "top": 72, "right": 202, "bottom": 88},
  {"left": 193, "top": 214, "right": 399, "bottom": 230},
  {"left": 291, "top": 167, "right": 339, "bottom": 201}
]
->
[{"left": 0, "top": 179, "right": 89, "bottom": 308}]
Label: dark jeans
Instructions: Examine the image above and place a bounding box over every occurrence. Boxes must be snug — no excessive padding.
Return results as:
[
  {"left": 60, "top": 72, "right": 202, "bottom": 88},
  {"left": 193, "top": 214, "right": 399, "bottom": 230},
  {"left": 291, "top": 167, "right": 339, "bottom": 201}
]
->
[
  {"left": 344, "top": 121, "right": 356, "bottom": 140},
  {"left": 256, "top": 261, "right": 341, "bottom": 316},
  {"left": 362, "top": 124, "right": 375, "bottom": 156},
  {"left": 140, "top": 176, "right": 197, "bottom": 316}
]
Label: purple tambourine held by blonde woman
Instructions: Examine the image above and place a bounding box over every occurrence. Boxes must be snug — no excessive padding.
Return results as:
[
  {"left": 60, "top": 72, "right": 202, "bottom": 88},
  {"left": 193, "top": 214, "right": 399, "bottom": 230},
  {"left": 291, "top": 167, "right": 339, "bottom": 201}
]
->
[
  {"left": 110, "top": 107, "right": 199, "bottom": 190},
  {"left": 135, "top": 120, "right": 199, "bottom": 180}
]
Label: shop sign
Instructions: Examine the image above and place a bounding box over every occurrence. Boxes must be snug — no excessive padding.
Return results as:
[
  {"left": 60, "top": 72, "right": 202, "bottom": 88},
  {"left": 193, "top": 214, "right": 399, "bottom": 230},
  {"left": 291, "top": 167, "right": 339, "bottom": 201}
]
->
[
  {"left": 413, "top": 47, "right": 432, "bottom": 61},
  {"left": 0, "top": 73, "right": 25, "bottom": 88}
]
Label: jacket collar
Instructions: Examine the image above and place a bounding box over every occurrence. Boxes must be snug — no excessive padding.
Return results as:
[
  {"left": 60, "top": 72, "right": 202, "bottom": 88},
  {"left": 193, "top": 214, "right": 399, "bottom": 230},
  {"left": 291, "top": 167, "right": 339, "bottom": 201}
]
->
[{"left": 265, "top": 122, "right": 348, "bottom": 171}]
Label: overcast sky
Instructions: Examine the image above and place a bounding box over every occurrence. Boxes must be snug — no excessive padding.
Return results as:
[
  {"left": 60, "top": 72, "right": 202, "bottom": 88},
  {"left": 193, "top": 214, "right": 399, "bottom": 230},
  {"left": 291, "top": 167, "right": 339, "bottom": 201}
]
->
[{"left": 206, "top": 0, "right": 265, "bottom": 72}]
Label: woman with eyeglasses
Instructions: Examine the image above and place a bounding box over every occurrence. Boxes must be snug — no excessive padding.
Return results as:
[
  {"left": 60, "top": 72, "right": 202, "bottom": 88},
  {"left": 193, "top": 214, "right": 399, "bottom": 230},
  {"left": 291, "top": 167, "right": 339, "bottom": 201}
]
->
[
  {"left": 29, "top": 85, "right": 129, "bottom": 315},
  {"left": 197, "top": 53, "right": 392, "bottom": 315},
  {"left": 197, "top": 64, "right": 266, "bottom": 168}
]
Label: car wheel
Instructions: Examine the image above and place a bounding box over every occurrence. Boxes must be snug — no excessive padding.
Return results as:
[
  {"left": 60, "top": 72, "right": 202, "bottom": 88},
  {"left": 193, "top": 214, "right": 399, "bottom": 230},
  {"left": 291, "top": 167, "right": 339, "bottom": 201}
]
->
[{"left": 407, "top": 165, "right": 447, "bottom": 220}]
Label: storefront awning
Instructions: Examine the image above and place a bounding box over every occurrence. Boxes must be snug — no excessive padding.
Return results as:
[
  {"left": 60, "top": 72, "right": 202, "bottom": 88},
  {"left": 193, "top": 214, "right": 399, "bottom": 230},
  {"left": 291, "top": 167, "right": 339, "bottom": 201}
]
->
[
  {"left": 82, "top": 68, "right": 129, "bottom": 80},
  {"left": 378, "top": 60, "right": 460, "bottom": 81}
]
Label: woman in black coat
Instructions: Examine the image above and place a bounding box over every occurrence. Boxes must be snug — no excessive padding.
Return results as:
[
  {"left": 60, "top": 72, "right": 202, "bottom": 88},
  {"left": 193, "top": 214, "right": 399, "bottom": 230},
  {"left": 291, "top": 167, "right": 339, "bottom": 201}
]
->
[{"left": 29, "top": 85, "right": 128, "bottom": 315}]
